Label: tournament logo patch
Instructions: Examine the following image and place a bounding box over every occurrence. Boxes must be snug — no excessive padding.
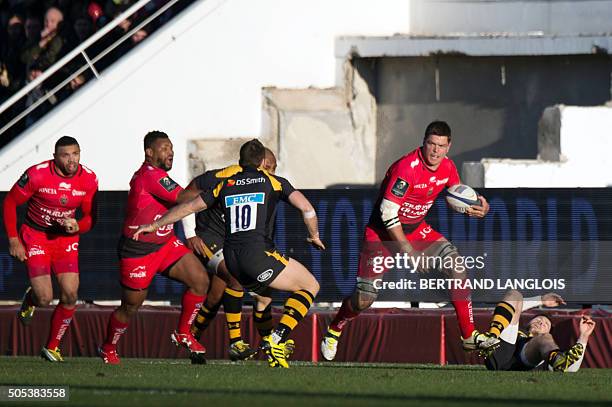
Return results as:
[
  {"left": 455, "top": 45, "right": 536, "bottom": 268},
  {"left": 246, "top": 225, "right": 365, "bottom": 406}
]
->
[
  {"left": 391, "top": 178, "right": 409, "bottom": 198},
  {"left": 17, "top": 172, "right": 29, "bottom": 188},
  {"left": 159, "top": 176, "right": 178, "bottom": 192}
]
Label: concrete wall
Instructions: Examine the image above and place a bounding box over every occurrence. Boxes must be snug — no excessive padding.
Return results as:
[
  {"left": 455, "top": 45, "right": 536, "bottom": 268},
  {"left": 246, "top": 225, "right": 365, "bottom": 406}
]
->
[
  {"left": 483, "top": 105, "right": 612, "bottom": 187},
  {"left": 0, "top": 0, "right": 410, "bottom": 190},
  {"left": 409, "top": 0, "right": 612, "bottom": 35}
]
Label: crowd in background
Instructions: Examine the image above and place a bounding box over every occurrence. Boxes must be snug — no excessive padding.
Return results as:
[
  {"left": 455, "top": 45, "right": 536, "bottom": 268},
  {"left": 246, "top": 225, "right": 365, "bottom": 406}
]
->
[{"left": 0, "top": 0, "right": 194, "bottom": 143}]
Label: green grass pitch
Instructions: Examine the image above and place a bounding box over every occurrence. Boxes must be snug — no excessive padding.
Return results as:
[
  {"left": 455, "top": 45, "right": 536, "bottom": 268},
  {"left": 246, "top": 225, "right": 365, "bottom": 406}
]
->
[{"left": 0, "top": 357, "right": 610, "bottom": 407}]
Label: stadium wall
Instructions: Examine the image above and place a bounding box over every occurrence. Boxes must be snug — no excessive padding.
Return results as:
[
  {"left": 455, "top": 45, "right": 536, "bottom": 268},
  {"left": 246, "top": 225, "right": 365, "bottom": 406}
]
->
[{"left": 1, "top": 306, "right": 610, "bottom": 368}]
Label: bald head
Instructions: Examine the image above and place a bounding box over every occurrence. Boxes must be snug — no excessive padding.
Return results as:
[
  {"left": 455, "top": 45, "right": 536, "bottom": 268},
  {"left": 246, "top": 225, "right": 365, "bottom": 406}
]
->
[{"left": 262, "top": 148, "right": 277, "bottom": 174}]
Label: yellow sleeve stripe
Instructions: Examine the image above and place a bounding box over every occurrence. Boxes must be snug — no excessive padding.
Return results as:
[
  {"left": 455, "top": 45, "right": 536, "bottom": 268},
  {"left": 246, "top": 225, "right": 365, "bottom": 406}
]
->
[
  {"left": 212, "top": 181, "right": 224, "bottom": 198},
  {"left": 215, "top": 165, "right": 242, "bottom": 179},
  {"left": 260, "top": 169, "right": 282, "bottom": 191}
]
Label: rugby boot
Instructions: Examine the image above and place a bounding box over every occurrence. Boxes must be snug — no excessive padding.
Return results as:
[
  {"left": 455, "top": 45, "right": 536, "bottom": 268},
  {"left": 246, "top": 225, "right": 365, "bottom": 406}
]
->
[
  {"left": 261, "top": 335, "right": 289, "bottom": 368},
  {"left": 228, "top": 340, "right": 257, "bottom": 361},
  {"left": 41, "top": 346, "right": 64, "bottom": 362},
  {"left": 98, "top": 346, "right": 121, "bottom": 365},
  {"left": 284, "top": 339, "right": 295, "bottom": 359},
  {"left": 18, "top": 286, "right": 35, "bottom": 326},
  {"left": 320, "top": 327, "right": 341, "bottom": 361},
  {"left": 463, "top": 330, "right": 500, "bottom": 351},
  {"left": 171, "top": 330, "right": 207, "bottom": 357}
]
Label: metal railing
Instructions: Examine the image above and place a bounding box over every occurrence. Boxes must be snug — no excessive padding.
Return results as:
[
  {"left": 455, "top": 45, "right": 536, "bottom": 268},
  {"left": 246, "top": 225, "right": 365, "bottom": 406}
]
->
[{"left": 0, "top": 0, "right": 182, "bottom": 137}]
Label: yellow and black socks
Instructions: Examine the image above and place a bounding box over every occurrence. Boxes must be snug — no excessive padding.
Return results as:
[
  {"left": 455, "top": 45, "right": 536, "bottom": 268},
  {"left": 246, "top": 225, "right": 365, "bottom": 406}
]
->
[
  {"left": 271, "top": 290, "right": 314, "bottom": 344},
  {"left": 254, "top": 304, "right": 273, "bottom": 338},
  {"left": 191, "top": 302, "right": 221, "bottom": 339},
  {"left": 488, "top": 301, "right": 515, "bottom": 338},
  {"left": 223, "top": 287, "right": 244, "bottom": 345}
]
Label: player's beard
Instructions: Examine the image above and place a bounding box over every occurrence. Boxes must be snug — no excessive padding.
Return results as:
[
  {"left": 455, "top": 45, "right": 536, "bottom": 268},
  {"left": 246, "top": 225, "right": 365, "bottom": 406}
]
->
[{"left": 158, "top": 157, "right": 173, "bottom": 171}]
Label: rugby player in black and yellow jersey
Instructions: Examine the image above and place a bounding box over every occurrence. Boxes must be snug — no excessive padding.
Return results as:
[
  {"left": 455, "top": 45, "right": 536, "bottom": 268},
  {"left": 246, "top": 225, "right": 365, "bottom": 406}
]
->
[
  {"left": 477, "top": 289, "right": 596, "bottom": 372},
  {"left": 181, "top": 148, "right": 283, "bottom": 361},
  {"left": 134, "top": 139, "right": 324, "bottom": 368}
]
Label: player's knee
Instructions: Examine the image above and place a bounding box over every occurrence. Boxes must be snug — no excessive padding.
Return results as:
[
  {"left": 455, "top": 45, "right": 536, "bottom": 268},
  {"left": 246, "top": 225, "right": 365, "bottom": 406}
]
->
[
  {"left": 61, "top": 291, "right": 78, "bottom": 306},
  {"left": 190, "top": 273, "right": 209, "bottom": 296},
  {"left": 354, "top": 280, "right": 378, "bottom": 310},
  {"left": 255, "top": 295, "right": 272, "bottom": 309},
  {"left": 504, "top": 289, "right": 523, "bottom": 302},
  {"left": 308, "top": 279, "right": 320, "bottom": 297},
  {"left": 36, "top": 294, "right": 53, "bottom": 306}
]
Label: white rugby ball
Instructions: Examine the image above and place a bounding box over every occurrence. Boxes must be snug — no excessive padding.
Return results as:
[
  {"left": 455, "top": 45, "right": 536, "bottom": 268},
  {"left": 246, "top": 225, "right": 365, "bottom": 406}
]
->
[{"left": 446, "top": 184, "right": 479, "bottom": 213}]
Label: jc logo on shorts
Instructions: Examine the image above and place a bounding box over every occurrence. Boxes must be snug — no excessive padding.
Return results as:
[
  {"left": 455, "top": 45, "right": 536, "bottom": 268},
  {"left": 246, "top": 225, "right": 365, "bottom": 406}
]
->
[{"left": 257, "top": 268, "right": 274, "bottom": 282}]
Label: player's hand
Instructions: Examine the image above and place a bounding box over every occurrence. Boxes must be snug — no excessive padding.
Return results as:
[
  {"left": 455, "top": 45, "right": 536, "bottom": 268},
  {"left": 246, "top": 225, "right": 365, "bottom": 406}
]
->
[
  {"left": 541, "top": 293, "right": 566, "bottom": 307},
  {"left": 579, "top": 315, "right": 596, "bottom": 338},
  {"left": 186, "top": 236, "right": 207, "bottom": 256},
  {"left": 466, "top": 196, "right": 489, "bottom": 218},
  {"left": 63, "top": 218, "right": 80, "bottom": 234},
  {"left": 131, "top": 223, "right": 158, "bottom": 241},
  {"left": 307, "top": 235, "right": 326, "bottom": 250},
  {"left": 8, "top": 237, "right": 27, "bottom": 262}
]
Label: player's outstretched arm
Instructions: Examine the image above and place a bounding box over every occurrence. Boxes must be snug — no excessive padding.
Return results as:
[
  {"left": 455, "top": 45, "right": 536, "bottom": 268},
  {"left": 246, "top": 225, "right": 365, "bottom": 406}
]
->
[
  {"left": 133, "top": 195, "right": 208, "bottom": 240},
  {"left": 287, "top": 190, "right": 325, "bottom": 250}
]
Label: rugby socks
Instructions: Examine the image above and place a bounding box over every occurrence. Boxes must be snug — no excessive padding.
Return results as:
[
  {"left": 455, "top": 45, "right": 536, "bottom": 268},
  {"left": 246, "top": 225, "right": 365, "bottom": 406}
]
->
[
  {"left": 223, "top": 287, "right": 244, "bottom": 345},
  {"left": 254, "top": 304, "right": 273, "bottom": 338},
  {"left": 488, "top": 301, "right": 516, "bottom": 338},
  {"left": 191, "top": 302, "right": 221, "bottom": 337},
  {"left": 329, "top": 297, "right": 360, "bottom": 333},
  {"left": 450, "top": 286, "right": 475, "bottom": 339},
  {"left": 271, "top": 290, "right": 314, "bottom": 344},
  {"left": 178, "top": 289, "right": 205, "bottom": 335},
  {"left": 102, "top": 311, "right": 128, "bottom": 352},
  {"left": 46, "top": 304, "right": 75, "bottom": 350}
]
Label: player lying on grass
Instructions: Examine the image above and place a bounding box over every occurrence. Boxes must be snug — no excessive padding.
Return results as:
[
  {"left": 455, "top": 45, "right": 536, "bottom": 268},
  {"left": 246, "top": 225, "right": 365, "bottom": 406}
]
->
[{"left": 478, "top": 289, "right": 596, "bottom": 372}]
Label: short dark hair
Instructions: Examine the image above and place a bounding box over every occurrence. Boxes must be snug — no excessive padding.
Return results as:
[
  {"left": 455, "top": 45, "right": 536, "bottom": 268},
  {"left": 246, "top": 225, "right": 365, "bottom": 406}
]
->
[
  {"left": 144, "top": 131, "right": 169, "bottom": 150},
  {"left": 55, "top": 136, "right": 79, "bottom": 152},
  {"left": 424, "top": 121, "right": 452, "bottom": 142},
  {"left": 239, "top": 139, "right": 265, "bottom": 167}
]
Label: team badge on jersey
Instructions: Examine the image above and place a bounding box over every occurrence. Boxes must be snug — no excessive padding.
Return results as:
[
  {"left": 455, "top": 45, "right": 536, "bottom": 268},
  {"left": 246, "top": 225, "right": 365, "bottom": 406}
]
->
[
  {"left": 59, "top": 194, "right": 68, "bottom": 206},
  {"left": 159, "top": 176, "right": 178, "bottom": 192},
  {"left": 391, "top": 178, "right": 409, "bottom": 198},
  {"left": 17, "top": 172, "right": 29, "bottom": 188}
]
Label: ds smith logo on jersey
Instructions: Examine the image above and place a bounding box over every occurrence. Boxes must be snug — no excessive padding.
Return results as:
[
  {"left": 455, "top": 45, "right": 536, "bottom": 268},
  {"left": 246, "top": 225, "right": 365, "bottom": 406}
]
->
[{"left": 232, "top": 177, "right": 266, "bottom": 186}]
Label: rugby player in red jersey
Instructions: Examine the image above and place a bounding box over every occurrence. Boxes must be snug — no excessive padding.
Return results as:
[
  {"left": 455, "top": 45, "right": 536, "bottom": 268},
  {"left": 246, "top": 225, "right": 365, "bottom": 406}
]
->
[
  {"left": 320, "top": 121, "right": 493, "bottom": 360},
  {"left": 98, "top": 131, "right": 209, "bottom": 365},
  {"left": 3, "top": 136, "right": 98, "bottom": 362}
]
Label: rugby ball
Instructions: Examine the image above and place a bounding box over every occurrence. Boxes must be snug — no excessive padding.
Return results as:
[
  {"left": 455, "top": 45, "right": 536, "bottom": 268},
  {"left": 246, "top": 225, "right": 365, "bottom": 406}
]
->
[{"left": 446, "top": 184, "right": 479, "bottom": 213}]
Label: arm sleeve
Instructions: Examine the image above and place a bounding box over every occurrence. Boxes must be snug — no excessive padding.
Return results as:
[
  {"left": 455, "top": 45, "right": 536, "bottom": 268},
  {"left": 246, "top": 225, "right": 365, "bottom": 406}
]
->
[
  {"left": 446, "top": 160, "right": 461, "bottom": 187},
  {"left": 200, "top": 181, "right": 223, "bottom": 208},
  {"left": 77, "top": 183, "right": 98, "bottom": 234},
  {"left": 181, "top": 214, "right": 197, "bottom": 239},
  {"left": 148, "top": 174, "right": 183, "bottom": 204},
  {"left": 3, "top": 171, "right": 36, "bottom": 238},
  {"left": 279, "top": 176, "right": 296, "bottom": 202},
  {"left": 381, "top": 162, "right": 411, "bottom": 205}
]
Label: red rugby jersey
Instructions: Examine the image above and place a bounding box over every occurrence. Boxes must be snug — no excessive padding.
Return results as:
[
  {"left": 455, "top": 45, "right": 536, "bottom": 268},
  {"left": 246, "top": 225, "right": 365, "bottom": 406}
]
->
[
  {"left": 4, "top": 160, "right": 98, "bottom": 236},
  {"left": 369, "top": 148, "right": 460, "bottom": 229},
  {"left": 121, "top": 163, "right": 183, "bottom": 245}
]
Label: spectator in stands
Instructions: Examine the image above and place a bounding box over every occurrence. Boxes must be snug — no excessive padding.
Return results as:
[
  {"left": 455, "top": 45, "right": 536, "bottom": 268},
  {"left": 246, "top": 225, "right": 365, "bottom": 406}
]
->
[{"left": 0, "top": 13, "right": 26, "bottom": 102}]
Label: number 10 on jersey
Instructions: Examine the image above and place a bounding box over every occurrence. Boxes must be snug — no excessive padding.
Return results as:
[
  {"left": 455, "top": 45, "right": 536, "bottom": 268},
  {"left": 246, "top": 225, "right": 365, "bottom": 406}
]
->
[{"left": 225, "top": 193, "right": 266, "bottom": 233}]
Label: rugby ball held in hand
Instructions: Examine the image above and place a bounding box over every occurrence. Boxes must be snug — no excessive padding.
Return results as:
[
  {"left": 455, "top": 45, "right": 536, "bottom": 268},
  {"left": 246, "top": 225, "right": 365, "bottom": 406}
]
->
[{"left": 446, "top": 184, "right": 479, "bottom": 213}]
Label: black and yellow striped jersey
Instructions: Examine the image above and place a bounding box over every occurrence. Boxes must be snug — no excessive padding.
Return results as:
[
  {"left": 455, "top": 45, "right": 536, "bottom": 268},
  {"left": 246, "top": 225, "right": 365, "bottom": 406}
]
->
[
  {"left": 200, "top": 166, "right": 295, "bottom": 247},
  {"left": 193, "top": 165, "right": 242, "bottom": 238}
]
